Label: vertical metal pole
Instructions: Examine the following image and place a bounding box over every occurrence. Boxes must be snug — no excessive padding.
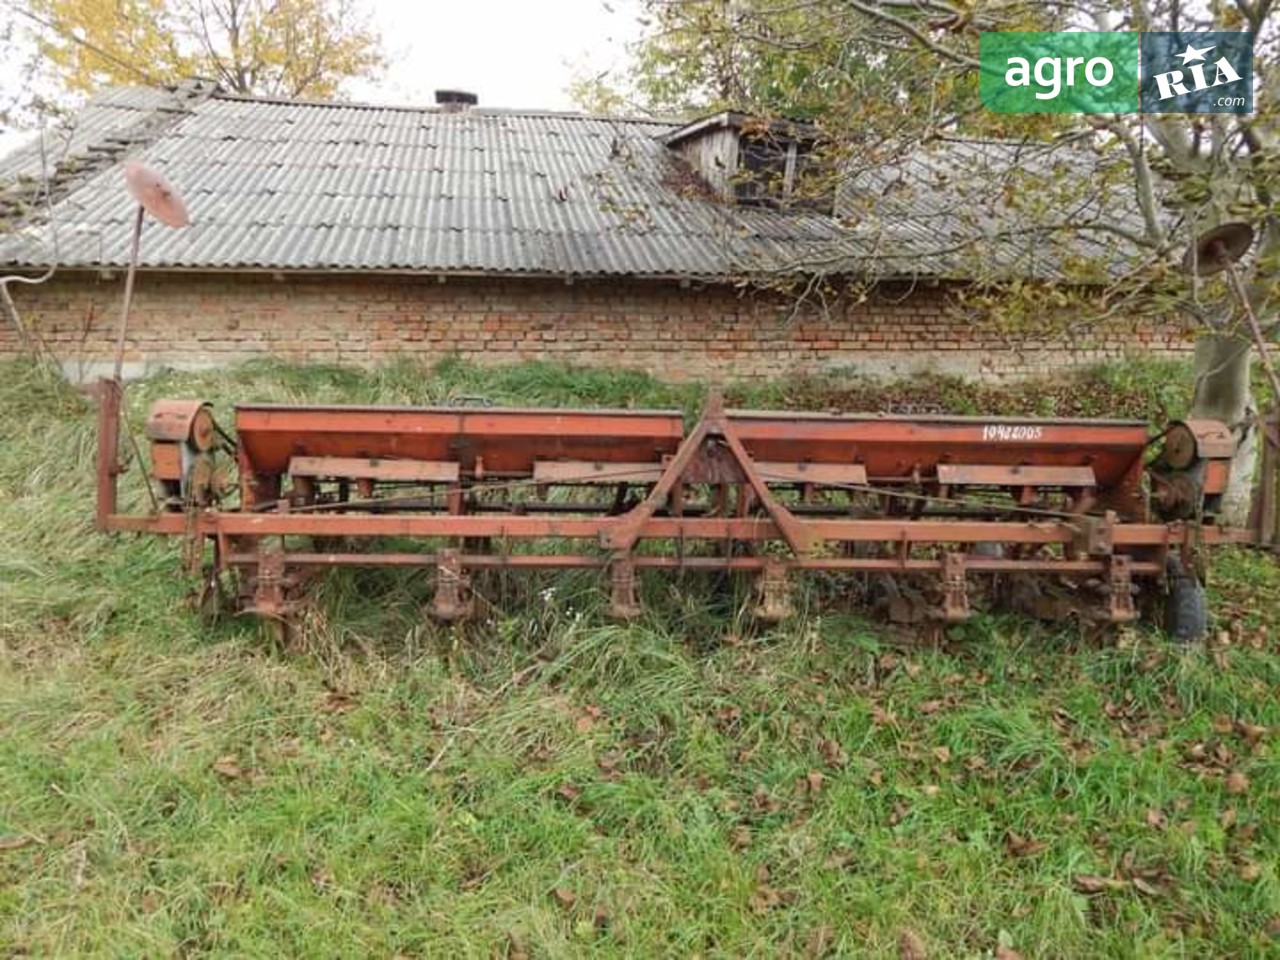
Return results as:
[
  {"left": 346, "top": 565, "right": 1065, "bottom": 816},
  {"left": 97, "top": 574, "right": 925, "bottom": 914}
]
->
[
  {"left": 95, "top": 377, "right": 122, "bottom": 530},
  {"left": 112, "top": 205, "right": 145, "bottom": 381}
]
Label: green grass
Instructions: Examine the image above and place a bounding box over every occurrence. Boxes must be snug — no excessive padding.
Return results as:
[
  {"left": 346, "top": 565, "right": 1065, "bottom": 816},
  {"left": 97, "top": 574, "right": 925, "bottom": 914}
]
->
[{"left": 2, "top": 355, "right": 1279, "bottom": 958}]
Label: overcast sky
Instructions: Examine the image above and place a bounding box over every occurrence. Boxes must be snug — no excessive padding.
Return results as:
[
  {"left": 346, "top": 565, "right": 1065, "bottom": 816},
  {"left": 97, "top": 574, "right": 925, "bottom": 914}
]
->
[{"left": 347, "top": 0, "right": 643, "bottom": 111}]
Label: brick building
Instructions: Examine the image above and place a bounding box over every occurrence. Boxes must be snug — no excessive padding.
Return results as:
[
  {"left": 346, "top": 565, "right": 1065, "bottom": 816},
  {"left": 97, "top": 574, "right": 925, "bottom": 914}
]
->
[{"left": 0, "top": 83, "right": 1182, "bottom": 382}]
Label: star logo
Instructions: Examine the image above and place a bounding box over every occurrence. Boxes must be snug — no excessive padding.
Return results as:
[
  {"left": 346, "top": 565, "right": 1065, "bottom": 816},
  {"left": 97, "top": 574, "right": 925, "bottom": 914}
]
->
[
  {"left": 1177, "top": 42, "right": 1215, "bottom": 64},
  {"left": 1140, "top": 32, "right": 1253, "bottom": 114}
]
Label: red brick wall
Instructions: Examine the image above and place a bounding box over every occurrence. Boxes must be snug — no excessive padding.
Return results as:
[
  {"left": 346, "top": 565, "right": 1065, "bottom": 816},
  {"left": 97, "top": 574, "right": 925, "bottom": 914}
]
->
[{"left": 1, "top": 271, "right": 1192, "bottom": 381}]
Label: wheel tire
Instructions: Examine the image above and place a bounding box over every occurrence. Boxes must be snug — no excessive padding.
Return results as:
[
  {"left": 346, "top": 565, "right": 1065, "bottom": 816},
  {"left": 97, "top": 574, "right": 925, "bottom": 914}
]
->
[{"left": 1164, "top": 557, "right": 1208, "bottom": 643}]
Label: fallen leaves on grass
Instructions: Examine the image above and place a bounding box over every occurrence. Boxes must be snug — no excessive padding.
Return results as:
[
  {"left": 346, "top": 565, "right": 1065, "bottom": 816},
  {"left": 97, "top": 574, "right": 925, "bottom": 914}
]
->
[
  {"left": 1236, "top": 721, "right": 1269, "bottom": 745},
  {"left": 716, "top": 705, "right": 742, "bottom": 729},
  {"left": 752, "top": 786, "right": 782, "bottom": 815},
  {"left": 1146, "top": 808, "right": 1168, "bottom": 830},
  {"left": 748, "top": 865, "right": 795, "bottom": 914},
  {"left": 888, "top": 800, "right": 912, "bottom": 826},
  {"left": 1181, "top": 738, "right": 1251, "bottom": 784},
  {"left": 818, "top": 737, "right": 848, "bottom": 767},
  {"left": 212, "top": 756, "right": 246, "bottom": 780},
  {"left": 806, "top": 925, "right": 835, "bottom": 957},
  {"left": 1004, "top": 831, "right": 1047, "bottom": 858},
  {"left": 596, "top": 751, "right": 622, "bottom": 781},
  {"left": 460, "top": 862, "right": 490, "bottom": 892},
  {"left": 593, "top": 904, "right": 611, "bottom": 932},
  {"left": 1225, "top": 771, "right": 1251, "bottom": 795},
  {"left": 1073, "top": 874, "right": 1128, "bottom": 894},
  {"left": 320, "top": 690, "right": 358, "bottom": 714},
  {"left": 899, "top": 929, "right": 928, "bottom": 959},
  {"left": 917, "top": 695, "right": 961, "bottom": 714},
  {"left": 310, "top": 867, "right": 335, "bottom": 891},
  {"left": 824, "top": 850, "right": 855, "bottom": 870},
  {"left": 1232, "top": 821, "right": 1259, "bottom": 845},
  {"left": 871, "top": 703, "right": 898, "bottom": 728},
  {"left": 797, "top": 770, "right": 825, "bottom": 796},
  {"left": 575, "top": 705, "right": 602, "bottom": 733},
  {"left": 1130, "top": 876, "right": 1161, "bottom": 896},
  {"left": 877, "top": 652, "right": 900, "bottom": 674},
  {"left": 1208, "top": 716, "right": 1269, "bottom": 752},
  {"left": 552, "top": 887, "right": 577, "bottom": 908},
  {"left": 1075, "top": 851, "right": 1177, "bottom": 896},
  {"left": 366, "top": 880, "right": 400, "bottom": 907},
  {"left": 0, "top": 836, "right": 35, "bottom": 852}
]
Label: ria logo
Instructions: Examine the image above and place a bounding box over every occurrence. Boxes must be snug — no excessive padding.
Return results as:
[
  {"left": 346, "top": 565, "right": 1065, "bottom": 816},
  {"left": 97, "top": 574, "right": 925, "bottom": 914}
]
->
[{"left": 1140, "top": 32, "right": 1253, "bottom": 113}]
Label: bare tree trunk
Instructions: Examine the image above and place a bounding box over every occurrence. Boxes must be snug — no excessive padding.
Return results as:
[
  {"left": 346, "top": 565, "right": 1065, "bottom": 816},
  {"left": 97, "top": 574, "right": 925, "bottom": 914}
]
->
[
  {"left": 1190, "top": 331, "right": 1257, "bottom": 526},
  {"left": 0, "top": 281, "right": 29, "bottom": 347}
]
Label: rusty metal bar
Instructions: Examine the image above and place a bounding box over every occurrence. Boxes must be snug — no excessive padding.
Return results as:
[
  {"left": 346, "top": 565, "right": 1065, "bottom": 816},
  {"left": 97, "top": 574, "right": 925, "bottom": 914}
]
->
[
  {"left": 223, "top": 551, "right": 1164, "bottom": 575},
  {"left": 106, "top": 510, "right": 1247, "bottom": 547},
  {"left": 95, "top": 378, "right": 123, "bottom": 532}
]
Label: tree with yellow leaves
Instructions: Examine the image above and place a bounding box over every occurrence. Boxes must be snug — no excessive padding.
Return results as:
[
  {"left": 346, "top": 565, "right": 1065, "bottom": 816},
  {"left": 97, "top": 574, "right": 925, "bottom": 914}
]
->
[{"left": 23, "top": 0, "right": 384, "bottom": 99}]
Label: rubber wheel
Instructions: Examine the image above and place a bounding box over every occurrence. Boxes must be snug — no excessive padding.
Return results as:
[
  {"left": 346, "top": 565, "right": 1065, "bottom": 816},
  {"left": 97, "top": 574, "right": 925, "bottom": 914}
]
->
[{"left": 1163, "top": 557, "right": 1208, "bottom": 643}]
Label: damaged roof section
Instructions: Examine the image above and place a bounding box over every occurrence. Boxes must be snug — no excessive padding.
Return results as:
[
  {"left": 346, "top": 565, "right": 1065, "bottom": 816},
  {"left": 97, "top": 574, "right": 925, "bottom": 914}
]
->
[
  {"left": 0, "top": 83, "right": 213, "bottom": 233},
  {"left": 0, "top": 84, "right": 1146, "bottom": 282}
]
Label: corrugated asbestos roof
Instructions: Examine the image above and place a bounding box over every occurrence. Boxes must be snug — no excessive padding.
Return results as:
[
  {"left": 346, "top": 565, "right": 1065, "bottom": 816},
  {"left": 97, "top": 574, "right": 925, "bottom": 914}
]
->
[{"left": 0, "top": 85, "right": 1144, "bottom": 281}]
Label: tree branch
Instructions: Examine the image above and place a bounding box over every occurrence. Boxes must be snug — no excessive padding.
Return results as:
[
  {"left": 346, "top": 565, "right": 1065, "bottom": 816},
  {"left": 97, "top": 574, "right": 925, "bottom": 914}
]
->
[
  {"left": 836, "top": 0, "right": 980, "bottom": 68},
  {"left": 1100, "top": 120, "right": 1166, "bottom": 247}
]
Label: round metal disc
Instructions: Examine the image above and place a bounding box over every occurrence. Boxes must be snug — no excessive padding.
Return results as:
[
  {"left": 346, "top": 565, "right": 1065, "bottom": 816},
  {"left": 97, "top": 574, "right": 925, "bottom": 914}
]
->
[
  {"left": 123, "top": 161, "right": 190, "bottom": 228},
  {"left": 1181, "top": 222, "right": 1254, "bottom": 277},
  {"left": 190, "top": 407, "right": 217, "bottom": 451},
  {"left": 1162, "top": 422, "right": 1199, "bottom": 470}
]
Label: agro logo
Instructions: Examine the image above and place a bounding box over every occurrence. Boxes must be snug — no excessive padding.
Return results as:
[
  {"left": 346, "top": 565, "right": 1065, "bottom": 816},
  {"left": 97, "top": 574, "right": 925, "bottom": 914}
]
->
[
  {"left": 1140, "top": 32, "right": 1253, "bottom": 113},
  {"left": 978, "top": 33, "right": 1138, "bottom": 114}
]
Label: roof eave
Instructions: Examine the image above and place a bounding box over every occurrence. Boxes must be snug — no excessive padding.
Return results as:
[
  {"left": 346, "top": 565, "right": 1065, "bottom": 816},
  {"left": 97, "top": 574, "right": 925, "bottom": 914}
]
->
[{"left": 0, "top": 262, "right": 964, "bottom": 286}]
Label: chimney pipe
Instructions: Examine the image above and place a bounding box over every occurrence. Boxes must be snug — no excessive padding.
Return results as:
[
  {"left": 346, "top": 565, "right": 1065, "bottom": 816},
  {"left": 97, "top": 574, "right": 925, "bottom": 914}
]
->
[{"left": 435, "top": 89, "right": 478, "bottom": 112}]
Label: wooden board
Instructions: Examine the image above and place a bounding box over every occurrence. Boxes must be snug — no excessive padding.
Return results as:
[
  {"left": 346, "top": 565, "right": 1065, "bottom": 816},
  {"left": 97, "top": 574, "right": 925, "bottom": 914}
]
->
[
  {"left": 531, "top": 460, "right": 868, "bottom": 486},
  {"left": 289, "top": 456, "right": 460, "bottom": 483},
  {"left": 937, "top": 464, "right": 1096, "bottom": 487}
]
